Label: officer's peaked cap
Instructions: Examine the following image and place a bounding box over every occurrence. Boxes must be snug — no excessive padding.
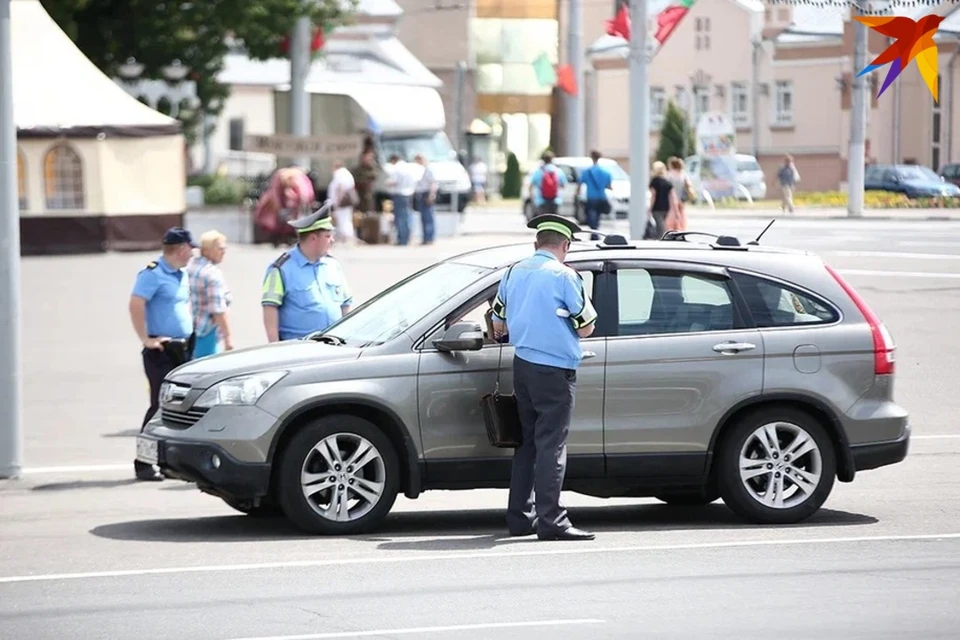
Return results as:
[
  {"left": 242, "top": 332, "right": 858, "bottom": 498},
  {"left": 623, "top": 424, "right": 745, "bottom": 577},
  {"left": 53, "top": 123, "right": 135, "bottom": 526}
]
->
[
  {"left": 162, "top": 227, "right": 198, "bottom": 247},
  {"left": 287, "top": 201, "right": 335, "bottom": 233},
  {"left": 527, "top": 213, "right": 582, "bottom": 240}
]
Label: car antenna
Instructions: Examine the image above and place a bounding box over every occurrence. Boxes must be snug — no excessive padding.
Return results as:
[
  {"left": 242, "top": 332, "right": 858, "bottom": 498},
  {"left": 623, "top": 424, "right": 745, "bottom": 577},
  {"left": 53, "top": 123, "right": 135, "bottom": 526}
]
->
[{"left": 747, "top": 219, "right": 776, "bottom": 246}]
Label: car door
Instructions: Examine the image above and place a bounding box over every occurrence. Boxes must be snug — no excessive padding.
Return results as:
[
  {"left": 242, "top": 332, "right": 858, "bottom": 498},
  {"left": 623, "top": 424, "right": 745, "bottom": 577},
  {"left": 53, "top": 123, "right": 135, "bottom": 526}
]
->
[
  {"left": 601, "top": 260, "right": 765, "bottom": 481},
  {"left": 416, "top": 262, "right": 607, "bottom": 485}
]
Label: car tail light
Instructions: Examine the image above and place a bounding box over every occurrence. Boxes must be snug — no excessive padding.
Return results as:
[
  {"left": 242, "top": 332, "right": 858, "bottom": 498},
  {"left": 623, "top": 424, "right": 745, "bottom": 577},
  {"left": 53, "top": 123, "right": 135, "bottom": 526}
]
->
[{"left": 825, "top": 264, "right": 895, "bottom": 375}]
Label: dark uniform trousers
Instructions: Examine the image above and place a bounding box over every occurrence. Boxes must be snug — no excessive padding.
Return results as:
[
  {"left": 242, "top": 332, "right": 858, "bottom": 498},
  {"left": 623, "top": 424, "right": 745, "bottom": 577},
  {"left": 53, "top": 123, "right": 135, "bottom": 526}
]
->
[
  {"left": 135, "top": 338, "right": 194, "bottom": 471},
  {"left": 506, "top": 355, "right": 577, "bottom": 536}
]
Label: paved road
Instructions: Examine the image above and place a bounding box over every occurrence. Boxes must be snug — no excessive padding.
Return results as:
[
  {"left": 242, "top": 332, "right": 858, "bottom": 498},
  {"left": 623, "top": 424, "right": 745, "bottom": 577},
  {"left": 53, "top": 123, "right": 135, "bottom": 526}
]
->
[{"left": 2, "top": 214, "right": 960, "bottom": 638}]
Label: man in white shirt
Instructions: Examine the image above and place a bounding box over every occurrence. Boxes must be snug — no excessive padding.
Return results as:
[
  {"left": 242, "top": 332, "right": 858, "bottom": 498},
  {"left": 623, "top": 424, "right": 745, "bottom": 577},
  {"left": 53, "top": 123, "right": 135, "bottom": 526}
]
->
[
  {"left": 328, "top": 160, "right": 357, "bottom": 245},
  {"left": 385, "top": 154, "right": 420, "bottom": 246}
]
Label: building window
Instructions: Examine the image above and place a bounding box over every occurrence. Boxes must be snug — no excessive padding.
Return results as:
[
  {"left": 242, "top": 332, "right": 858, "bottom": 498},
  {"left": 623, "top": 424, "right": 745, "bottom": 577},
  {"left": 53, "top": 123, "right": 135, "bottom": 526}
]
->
[
  {"left": 651, "top": 87, "right": 666, "bottom": 128},
  {"left": 731, "top": 82, "right": 750, "bottom": 127},
  {"left": 17, "top": 147, "right": 26, "bottom": 210},
  {"left": 229, "top": 118, "right": 244, "bottom": 151},
  {"left": 694, "top": 86, "right": 709, "bottom": 114},
  {"left": 774, "top": 80, "right": 793, "bottom": 126},
  {"left": 43, "top": 143, "right": 85, "bottom": 210}
]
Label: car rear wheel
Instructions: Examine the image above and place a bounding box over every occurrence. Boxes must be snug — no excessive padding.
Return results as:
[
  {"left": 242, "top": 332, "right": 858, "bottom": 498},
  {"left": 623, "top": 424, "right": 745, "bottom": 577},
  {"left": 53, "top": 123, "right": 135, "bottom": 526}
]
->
[
  {"left": 717, "top": 407, "right": 836, "bottom": 525},
  {"left": 277, "top": 416, "right": 400, "bottom": 535},
  {"left": 655, "top": 486, "right": 720, "bottom": 506}
]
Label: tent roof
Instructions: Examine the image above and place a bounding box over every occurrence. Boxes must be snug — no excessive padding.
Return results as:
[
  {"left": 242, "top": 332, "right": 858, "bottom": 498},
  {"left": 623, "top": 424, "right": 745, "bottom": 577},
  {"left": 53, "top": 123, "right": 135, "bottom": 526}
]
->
[{"left": 11, "top": 0, "right": 181, "bottom": 138}]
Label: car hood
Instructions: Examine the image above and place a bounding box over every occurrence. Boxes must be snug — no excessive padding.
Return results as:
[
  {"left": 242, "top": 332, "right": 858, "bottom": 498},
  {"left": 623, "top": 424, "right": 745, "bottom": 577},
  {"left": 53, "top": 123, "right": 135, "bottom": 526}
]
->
[
  {"left": 167, "top": 341, "right": 361, "bottom": 388},
  {"left": 429, "top": 160, "right": 471, "bottom": 190}
]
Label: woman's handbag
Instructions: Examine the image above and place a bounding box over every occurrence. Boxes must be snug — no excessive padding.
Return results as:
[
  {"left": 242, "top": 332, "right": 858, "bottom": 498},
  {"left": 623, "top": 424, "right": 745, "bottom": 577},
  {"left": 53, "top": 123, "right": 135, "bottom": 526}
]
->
[{"left": 479, "top": 267, "right": 523, "bottom": 448}]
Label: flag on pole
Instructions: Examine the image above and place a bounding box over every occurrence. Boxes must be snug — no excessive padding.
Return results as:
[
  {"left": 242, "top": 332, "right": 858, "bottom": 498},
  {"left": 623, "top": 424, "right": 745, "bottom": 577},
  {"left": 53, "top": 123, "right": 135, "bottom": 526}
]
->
[
  {"left": 655, "top": 0, "right": 696, "bottom": 46},
  {"left": 556, "top": 65, "right": 578, "bottom": 96},
  {"left": 532, "top": 52, "right": 557, "bottom": 87},
  {"left": 603, "top": 1, "right": 697, "bottom": 59},
  {"left": 605, "top": 5, "right": 630, "bottom": 40}
]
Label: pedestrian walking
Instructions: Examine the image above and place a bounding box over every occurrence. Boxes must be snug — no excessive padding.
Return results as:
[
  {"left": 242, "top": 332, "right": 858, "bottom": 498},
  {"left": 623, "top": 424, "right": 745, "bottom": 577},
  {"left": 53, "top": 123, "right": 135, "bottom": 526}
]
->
[
  {"left": 413, "top": 153, "right": 438, "bottom": 245},
  {"left": 531, "top": 151, "right": 568, "bottom": 215},
  {"left": 328, "top": 160, "right": 358, "bottom": 245},
  {"left": 580, "top": 150, "right": 613, "bottom": 240},
  {"left": 648, "top": 160, "right": 679, "bottom": 239},
  {"left": 128, "top": 227, "right": 197, "bottom": 481},
  {"left": 777, "top": 155, "right": 800, "bottom": 214},
  {"left": 261, "top": 204, "right": 354, "bottom": 342},
  {"left": 186, "top": 230, "right": 234, "bottom": 358},
  {"left": 665, "top": 157, "right": 693, "bottom": 232},
  {"left": 470, "top": 156, "right": 488, "bottom": 205},
  {"left": 385, "top": 154, "right": 417, "bottom": 245},
  {"left": 490, "top": 213, "right": 598, "bottom": 541}
]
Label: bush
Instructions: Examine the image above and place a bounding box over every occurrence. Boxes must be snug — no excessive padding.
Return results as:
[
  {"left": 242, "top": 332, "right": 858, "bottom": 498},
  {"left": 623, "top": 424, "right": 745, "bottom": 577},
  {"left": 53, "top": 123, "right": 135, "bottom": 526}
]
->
[
  {"left": 187, "top": 174, "right": 216, "bottom": 189},
  {"left": 203, "top": 175, "right": 248, "bottom": 206},
  {"left": 501, "top": 152, "right": 522, "bottom": 199}
]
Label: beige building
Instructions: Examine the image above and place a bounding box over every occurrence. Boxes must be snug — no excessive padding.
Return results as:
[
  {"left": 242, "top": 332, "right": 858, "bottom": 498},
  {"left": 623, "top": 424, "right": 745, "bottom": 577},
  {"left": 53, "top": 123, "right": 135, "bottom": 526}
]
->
[{"left": 585, "top": 0, "right": 960, "bottom": 196}]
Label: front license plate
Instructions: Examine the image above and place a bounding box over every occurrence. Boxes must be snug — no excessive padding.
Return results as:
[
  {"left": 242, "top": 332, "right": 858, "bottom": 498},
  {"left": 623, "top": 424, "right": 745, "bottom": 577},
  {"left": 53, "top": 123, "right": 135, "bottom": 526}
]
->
[{"left": 136, "top": 436, "right": 159, "bottom": 465}]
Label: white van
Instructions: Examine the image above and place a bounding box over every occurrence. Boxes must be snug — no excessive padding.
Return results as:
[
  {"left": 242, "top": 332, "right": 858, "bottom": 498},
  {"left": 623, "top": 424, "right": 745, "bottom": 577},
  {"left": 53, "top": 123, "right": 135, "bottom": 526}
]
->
[{"left": 685, "top": 153, "right": 767, "bottom": 201}]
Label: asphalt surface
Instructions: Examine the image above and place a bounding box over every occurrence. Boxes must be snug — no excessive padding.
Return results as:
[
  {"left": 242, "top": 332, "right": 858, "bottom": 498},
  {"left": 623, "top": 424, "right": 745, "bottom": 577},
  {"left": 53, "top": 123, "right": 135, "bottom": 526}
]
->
[{"left": 2, "top": 210, "right": 960, "bottom": 639}]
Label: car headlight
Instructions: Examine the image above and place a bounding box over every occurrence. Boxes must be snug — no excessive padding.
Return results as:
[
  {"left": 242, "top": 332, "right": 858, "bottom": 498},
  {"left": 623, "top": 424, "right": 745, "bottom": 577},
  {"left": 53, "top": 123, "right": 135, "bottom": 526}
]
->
[{"left": 194, "top": 371, "right": 287, "bottom": 408}]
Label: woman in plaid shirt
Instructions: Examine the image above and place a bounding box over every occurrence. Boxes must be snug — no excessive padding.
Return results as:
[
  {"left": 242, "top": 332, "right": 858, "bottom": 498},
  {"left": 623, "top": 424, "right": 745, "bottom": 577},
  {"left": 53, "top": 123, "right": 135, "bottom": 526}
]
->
[{"left": 187, "top": 231, "right": 234, "bottom": 358}]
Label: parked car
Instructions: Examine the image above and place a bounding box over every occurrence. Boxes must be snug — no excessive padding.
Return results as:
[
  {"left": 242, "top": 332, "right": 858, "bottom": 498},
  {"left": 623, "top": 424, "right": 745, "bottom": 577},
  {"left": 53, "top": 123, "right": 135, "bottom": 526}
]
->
[
  {"left": 686, "top": 153, "right": 767, "bottom": 201},
  {"left": 940, "top": 162, "right": 960, "bottom": 187},
  {"left": 138, "top": 230, "right": 909, "bottom": 535},
  {"left": 521, "top": 156, "right": 630, "bottom": 223},
  {"left": 865, "top": 163, "right": 960, "bottom": 198}
]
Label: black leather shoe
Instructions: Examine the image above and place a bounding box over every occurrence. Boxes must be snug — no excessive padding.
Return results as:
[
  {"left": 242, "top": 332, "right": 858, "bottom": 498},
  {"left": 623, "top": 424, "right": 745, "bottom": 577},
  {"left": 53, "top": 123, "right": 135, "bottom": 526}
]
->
[{"left": 538, "top": 527, "right": 595, "bottom": 541}]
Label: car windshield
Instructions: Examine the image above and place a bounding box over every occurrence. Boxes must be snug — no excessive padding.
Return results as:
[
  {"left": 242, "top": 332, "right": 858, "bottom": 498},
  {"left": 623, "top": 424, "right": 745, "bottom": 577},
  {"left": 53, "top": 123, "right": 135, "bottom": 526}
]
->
[
  {"left": 898, "top": 165, "right": 940, "bottom": 181},
  {"left": 310, "top": 262, "right": 491, "bottom": 346},
  {"left": 599, "top": 160, "right": 629, "bottom": 181},
  {"left": 737, "top": 159, "right": 761, "bottom": 171},
  {"left": 380, "top": 132, "right": 458, "bottom": 163}
]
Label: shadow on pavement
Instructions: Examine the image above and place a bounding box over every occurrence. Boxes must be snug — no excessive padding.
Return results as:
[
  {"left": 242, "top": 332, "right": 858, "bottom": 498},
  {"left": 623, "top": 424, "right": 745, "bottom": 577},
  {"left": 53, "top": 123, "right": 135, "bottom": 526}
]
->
[
  {"left": 101, "top": 429, "right": 140, "bottom": 439},
  {"left": 88, "top": 504, "right": 877, "bottom": 545},
  {"left": 32, "top": 479, "right": 141, "bottom": 491}
]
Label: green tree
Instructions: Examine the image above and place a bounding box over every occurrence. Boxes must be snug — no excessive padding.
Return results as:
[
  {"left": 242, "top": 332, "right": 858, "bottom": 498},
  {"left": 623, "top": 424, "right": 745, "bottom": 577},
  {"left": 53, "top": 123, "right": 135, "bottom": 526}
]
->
[
  {"left": 655, "top": 100, "right": 695, "bottom": 163},
  {"left": 41, "top": 0, "right": 357, "bottom": 146},
  {"left": 501, "top": 152, "right": 521, "bottom": 199}
]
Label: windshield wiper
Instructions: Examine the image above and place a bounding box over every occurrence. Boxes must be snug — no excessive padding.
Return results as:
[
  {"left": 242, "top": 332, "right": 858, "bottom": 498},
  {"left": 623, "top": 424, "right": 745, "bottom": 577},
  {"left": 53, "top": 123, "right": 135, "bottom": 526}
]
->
[{"left": 310, "top": 334, "right": 346, "bottom": 345}]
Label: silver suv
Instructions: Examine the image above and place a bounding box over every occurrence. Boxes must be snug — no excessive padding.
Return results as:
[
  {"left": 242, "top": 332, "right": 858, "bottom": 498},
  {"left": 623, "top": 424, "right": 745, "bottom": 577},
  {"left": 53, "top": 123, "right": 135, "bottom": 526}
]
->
[{"left": 137, "top": 231, "right": 910, "bottom": 535}]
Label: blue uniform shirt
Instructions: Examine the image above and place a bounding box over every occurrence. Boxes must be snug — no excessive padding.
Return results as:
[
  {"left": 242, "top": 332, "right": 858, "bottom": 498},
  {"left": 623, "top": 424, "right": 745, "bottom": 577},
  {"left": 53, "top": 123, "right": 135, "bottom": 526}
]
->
[
  {"left": 492, "top": 250, "right": 598, "bottom": 371},
  {"left": 261, "top": 245, "right": 354, "bottom": 341},
  {"left": 531, "top": 164, "right": 568, "bottom": 207},
  {"left": 131, "top": 257, "right": 193, "bottom": 339},
  {"left": 580, "top": 164, "right": 612, "bottom": 201}
]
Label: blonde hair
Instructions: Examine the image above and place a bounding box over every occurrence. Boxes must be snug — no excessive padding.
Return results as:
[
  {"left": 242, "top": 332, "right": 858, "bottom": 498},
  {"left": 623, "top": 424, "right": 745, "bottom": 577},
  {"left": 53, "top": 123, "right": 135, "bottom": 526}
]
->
[
  {"left": 200, "top": 230, "right": 226, "bottom": 253},
  {"left": 652, "top": 161, "right": 667, "bottom": 177}
]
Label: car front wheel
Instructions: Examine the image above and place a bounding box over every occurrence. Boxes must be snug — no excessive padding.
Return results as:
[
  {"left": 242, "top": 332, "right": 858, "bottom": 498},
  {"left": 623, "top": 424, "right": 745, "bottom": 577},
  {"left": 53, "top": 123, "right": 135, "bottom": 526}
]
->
[
  {"left": 277, "top": 415, "right": 400, "bottom": 535},
  {"left": 717, "top": 407, "right": 836, "bottom": 525}
]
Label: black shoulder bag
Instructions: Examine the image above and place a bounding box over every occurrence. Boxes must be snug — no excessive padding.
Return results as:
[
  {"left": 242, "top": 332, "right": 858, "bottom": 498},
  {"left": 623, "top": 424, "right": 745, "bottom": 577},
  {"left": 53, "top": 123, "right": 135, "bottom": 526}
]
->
[{"left": 479, "top": 266, "right": 523, "bottom": 448}]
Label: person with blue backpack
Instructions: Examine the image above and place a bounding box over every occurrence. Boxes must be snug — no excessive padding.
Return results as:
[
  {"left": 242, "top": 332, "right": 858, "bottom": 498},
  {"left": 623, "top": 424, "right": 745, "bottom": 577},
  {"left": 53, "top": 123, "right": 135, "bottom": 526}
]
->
[
  {"left": 531, "top": 151, "right": 568, "bottom": 215},
  {"left": 579, "top": 150, "right": 613, "bottom": 240}
]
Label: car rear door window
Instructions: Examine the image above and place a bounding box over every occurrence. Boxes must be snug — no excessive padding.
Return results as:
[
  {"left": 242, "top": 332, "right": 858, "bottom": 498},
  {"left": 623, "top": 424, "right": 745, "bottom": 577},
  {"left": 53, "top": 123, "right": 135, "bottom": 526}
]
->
[
  {"left": 616, "top": 268, "right": 735, "bottom": 335},
  {"left": 732, "top": 271, "right": 839, "bottom": 327}
]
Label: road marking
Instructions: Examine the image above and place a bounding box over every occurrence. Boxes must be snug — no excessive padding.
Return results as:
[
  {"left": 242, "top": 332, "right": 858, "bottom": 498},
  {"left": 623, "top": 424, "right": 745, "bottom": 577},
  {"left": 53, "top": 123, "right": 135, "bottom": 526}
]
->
[
  {"left": 831, "top": 251, "right": 960, "bottom": 260},
  {"left": 913, "top": 434, "right": 960, "bottom": 440},
  {"left": 2, "top": 532, "right": 958, "bottom": 585},
  {"left": 226, "top": 619, "right": 606, "bottom": 640},
  {"left": 22, "top": 464, "right": 130, "bottom": 474},
  {"left": 837, "top": 269, "right": 960, "bottom": 279}
]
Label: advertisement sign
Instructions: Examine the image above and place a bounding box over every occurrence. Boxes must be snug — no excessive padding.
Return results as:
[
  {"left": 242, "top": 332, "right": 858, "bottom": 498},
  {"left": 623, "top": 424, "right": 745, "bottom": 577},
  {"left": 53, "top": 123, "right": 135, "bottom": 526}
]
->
[{"left": 695, "top": 111, "right": 739, "bottom": 199}]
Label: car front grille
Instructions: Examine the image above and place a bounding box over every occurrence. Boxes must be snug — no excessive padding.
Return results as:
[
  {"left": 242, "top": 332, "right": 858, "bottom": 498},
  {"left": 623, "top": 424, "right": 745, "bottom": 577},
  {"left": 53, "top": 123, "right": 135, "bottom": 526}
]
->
[{"left": 161, "top": 407, "right": 209, "bottom": 429}]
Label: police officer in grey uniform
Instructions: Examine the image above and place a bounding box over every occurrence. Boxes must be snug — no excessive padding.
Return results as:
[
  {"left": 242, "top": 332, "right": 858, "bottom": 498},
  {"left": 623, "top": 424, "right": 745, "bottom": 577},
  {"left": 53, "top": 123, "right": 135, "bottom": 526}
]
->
[{"left": 491, "top": 214, "right": 598, "bottom": 541}]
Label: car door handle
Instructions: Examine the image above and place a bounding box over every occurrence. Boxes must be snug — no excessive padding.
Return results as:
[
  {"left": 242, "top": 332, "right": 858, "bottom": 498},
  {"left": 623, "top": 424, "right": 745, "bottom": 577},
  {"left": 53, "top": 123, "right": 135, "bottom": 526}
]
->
[
  {"left": 712, "top": 341, "right": 756, "bottom": 354},
  {"left": 582, "top": 350, "right": 597, "bottom": 359}
]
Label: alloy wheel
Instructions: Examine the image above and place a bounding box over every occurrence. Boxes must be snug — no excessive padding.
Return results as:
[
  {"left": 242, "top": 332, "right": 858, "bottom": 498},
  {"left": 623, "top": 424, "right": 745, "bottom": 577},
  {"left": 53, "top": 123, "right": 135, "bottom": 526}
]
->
[
  {"left": 300, "top": 433, "right": 386, "bottom": 523},
  {"left": 738, "top": 421, "right": 823, "bottom": 510}
]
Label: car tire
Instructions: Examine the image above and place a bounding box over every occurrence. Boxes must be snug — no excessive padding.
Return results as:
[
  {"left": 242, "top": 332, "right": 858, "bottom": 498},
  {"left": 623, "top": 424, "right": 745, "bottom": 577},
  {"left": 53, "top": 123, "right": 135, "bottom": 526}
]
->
[
  {"left": 523, "top": 200, "right": 536, "bottom": 221},
  {"left": 655, "top": 486, "right": 721, "bottom": 506},
  {"left": 277, "top": 415, "right": 401, "bottom": 535},
  {"left": 717, "top": 407, "right": 836, "bottom": 525},
  {"left": 221, "top": 496, "right": 284, "bottom": 518}
]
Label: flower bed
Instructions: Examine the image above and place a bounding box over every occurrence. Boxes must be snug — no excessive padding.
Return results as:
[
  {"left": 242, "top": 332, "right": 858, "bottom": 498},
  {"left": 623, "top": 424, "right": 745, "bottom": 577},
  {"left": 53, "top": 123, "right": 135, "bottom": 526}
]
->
[{"left": 711, "top": 191, "right": 960, "bottom": 209}]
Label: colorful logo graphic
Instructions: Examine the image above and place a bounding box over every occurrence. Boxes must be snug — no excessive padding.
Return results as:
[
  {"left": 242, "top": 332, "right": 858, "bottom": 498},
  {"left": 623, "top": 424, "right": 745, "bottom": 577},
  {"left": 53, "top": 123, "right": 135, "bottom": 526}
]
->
[{"left": 855, "top": 14, "right": 945, "bottom": 102}]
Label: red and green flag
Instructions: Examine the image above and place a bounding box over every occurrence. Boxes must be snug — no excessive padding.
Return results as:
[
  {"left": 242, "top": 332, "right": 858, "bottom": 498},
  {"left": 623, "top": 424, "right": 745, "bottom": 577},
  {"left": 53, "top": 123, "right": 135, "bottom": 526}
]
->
[{"left": 655, "top": 0, "right": 696, "bottom": 47}]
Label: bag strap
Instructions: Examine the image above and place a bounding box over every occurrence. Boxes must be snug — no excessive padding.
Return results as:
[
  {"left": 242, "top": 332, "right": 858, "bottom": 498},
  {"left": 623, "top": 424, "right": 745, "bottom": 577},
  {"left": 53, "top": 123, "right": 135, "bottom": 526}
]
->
[{"left": 494, "top": 264, "right": 515, "bottom": 395}]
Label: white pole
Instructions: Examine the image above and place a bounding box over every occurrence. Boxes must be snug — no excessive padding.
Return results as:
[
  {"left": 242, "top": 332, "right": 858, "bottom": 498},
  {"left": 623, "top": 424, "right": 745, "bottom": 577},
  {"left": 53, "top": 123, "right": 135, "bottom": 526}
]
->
[
  {"left": 0, "top": 0, "right": 23, "bottom": 479},
  {"left": 289, "top": 16, "right": 311, "bottom": 168},
  {"left": 847, "top": 7, "right": 867, "bottom": 218},
  {"left": 566, "top": 0, "right": 584, "bottom": 157},
  {"left": 628, "top": 0, "right": 649, "bottom": 240}
]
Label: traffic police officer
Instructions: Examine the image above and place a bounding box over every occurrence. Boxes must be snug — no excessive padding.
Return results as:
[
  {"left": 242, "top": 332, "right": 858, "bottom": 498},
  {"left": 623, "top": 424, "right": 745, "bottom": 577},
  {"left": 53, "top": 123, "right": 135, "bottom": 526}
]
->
[
  {"left": 261, "top": 203, "right": 354, "bottom": 342},
  {"left": 129, "top": 227, "right": 197, "bottom": 481},
  {"left": 491, "top": 213, "right": 598, "bottom": 541}
]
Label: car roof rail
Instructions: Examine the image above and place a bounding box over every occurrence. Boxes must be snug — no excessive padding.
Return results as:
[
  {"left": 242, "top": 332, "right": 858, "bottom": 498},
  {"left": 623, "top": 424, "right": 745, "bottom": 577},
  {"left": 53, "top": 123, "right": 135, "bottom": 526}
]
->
[
  {"left": 571, "top": 231, "right": 639, "bottom": 249},
  {"left": 660, "top": 230, "right": 743, "bottom": 248}
]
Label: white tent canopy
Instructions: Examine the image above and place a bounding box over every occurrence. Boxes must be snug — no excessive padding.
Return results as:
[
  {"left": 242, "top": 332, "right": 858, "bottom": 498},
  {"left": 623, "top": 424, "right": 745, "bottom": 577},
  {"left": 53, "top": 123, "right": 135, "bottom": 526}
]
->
[{"left": 11, "top": 0, "right": 181, "bottom": 138}]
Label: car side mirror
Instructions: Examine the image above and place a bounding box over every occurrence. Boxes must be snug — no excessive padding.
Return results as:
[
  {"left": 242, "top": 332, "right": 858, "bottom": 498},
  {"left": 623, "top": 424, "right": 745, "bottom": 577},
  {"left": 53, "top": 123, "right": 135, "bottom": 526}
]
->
[{"left": 434, "top": 321, "right": 484, "bottom": 352}]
